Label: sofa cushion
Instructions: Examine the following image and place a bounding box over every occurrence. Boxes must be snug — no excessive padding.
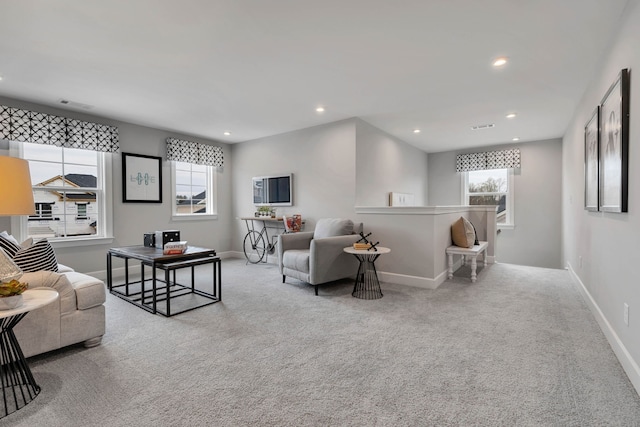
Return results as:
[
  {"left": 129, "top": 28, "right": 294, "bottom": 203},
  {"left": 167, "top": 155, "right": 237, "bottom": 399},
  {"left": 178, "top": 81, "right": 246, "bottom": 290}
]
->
[
  {"left": 313, "top": 218, "right": 354, "bottom": 239},
  {"left": 63, "top": 271, "right": 106, "bottom": 310},
  {"left": 13, "top": 239, "right": 58, "bottom": 272},
  {"left": 0, "top": 247, "right": 23, "bottom": 282},
  {"left": 20, "top": 270, "right": 77, "bottom": 316},
  {"left": 0, "top": 231, "right": 20, "bottom": 246},
  {"left": 451, "top": 217, "right": 475, "bottom": 249},
  {"left": 56, "top": 263, "right": 75, "bottom": 273},
  {"left": 282, "top": 249, "right": 310, "bottom": 274},
  {"left": 0, "top": 234, "right": 21, "bottom": 258}
]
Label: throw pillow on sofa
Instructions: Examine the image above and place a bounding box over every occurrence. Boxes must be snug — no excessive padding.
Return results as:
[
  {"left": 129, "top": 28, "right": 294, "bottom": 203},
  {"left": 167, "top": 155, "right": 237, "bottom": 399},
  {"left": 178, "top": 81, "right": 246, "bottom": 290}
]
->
[
  {"left": 0, "top": 233, "right": 21, "bottom": 258},
  {"left": 13, "top": 239, "right": 59, "bottom": 272},
  {"left": 451, "top": 217, "right": 476, "bottom": 249}
]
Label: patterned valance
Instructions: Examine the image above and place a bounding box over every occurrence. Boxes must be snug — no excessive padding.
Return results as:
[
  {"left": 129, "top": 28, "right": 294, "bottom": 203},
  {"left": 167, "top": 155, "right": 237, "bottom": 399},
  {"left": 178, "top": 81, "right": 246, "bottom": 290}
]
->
[
  {"left": 0, "top": 105, "right": 119, "bottom": 152},
  {"left": 166, "top": 138, "right": 224, "bottom": 167},
  {"left": 456, "top": 148, "right": 521, "bottom": 172}
]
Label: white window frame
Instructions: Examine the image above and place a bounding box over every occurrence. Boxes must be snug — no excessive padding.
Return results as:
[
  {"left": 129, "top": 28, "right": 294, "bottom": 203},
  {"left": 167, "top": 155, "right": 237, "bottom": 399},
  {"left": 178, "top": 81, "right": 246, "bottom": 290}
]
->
[
  {"left": 10, "top": 142, "right": 114, "bottom": 247},
  {"left": 170, "top": 161, "right": 217, "bottom": 221},
  {"left": 462, "top": 168, "right": 514, "bottom": 229}
]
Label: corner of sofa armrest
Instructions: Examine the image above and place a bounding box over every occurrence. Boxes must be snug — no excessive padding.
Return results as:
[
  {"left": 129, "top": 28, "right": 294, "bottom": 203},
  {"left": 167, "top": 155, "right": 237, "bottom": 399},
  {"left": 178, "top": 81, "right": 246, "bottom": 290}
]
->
[{"left": 63, "top": 272, "right": 106, "bottom": 310}]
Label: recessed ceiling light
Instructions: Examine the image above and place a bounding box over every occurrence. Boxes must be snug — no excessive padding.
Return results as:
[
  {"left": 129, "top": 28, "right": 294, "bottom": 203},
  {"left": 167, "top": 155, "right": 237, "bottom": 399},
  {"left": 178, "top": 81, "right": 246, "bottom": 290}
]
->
[
  {"left": 223, "top": 131, "right": 231, "bottom": 136},
  {"left": 493, "top": 57, "right": 508, "bottom": 67},
  {"left": 506, "top": 113, "right": 517, "bottom": 119},
  {"left": 315, "top": 106, "right": 325, "bottom": 113},
  {"left": 0, "top": 76, "right": 3, "bottom": 81},
  {"left": 512, "top": 137, "right": 520, "bottom": 141},
  {"left": 413, "top": 129, "right": 421, "bottom": 134}
]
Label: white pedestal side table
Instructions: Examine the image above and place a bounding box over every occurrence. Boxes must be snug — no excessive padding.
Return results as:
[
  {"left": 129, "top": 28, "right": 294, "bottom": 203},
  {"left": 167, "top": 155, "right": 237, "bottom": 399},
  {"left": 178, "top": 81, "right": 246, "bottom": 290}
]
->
[
  {"left": 0, "top": 288, "right": 58, "bottom": 418},
  {"left": 343, "top": 246, "right": 390, "bottom": 299}
]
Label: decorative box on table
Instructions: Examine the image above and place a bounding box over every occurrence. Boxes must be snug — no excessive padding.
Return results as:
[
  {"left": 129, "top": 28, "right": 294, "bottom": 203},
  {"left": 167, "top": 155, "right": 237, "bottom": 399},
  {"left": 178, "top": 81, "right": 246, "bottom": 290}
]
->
[{"left": 155, "top": 230, "right": 180, "bottom": 249}]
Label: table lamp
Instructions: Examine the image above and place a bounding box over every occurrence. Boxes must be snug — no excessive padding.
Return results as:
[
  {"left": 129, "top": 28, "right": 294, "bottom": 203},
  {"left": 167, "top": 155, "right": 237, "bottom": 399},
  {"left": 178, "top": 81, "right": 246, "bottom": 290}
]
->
[
  {"left": 0, "top": 156, "right": 35, "bottom": 284},
  {"left": 0, "top": 156, "right": 36, "bottom": 216}
]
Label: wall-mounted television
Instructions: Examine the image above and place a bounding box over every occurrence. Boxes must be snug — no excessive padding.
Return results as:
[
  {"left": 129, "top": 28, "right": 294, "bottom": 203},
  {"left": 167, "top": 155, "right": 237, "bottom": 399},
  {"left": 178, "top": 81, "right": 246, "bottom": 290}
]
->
[{"left": 253, "top": 174, "right": 293, "bottom": 206}]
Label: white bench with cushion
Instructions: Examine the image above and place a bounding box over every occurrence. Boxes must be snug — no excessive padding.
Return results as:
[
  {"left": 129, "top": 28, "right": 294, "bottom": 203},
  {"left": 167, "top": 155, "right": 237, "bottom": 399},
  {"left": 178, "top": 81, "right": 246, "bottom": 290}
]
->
[{"left": 446, "top": 241, "right": 489, "bottom": 283}]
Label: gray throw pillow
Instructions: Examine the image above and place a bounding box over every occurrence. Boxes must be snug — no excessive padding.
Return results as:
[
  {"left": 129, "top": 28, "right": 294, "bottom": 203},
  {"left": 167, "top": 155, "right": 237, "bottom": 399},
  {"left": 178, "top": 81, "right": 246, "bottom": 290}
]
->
[{"left": 313, "top": 218, "right": 354, "bottom": 239}]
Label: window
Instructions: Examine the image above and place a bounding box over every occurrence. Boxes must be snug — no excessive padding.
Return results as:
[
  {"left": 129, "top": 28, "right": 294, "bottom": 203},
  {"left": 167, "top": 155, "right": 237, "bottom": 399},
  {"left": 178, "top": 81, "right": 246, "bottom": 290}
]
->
[
  {"left": 464, "top": 168, "right": 514, "bottom": 227},
  {"left": 30, "top": 203, "right": 54, "bottom": 220},
  {"left": 76, "top": 203, "right": 88, "bottom": 220},
  {"left": 171, "top": 161, "right": 216, "bottom": 218},
  {"left": 12, "top": 141, "right": 112, "bottom": 242}
]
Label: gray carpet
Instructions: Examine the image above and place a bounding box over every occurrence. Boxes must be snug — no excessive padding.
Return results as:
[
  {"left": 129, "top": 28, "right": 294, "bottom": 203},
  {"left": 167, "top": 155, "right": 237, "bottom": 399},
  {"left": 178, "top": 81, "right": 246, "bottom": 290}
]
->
[{"left": 6, "top": 259, "right": 640, "bottom": 426}]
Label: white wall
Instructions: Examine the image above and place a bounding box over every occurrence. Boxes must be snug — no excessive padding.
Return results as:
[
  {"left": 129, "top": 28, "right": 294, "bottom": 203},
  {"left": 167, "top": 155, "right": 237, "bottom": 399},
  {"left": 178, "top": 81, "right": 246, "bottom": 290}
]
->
[
  {"left": 562, "top": 0, "right": 640, "bottom": 392},
  {"left": 427, "top": 139, "right": 563, "bottom": 269},
  {"left": 0, "top": 96, "right": 232, "bottom": 274},
  {"left": 230, "top": 119, "right": 357, "bottom": 253},
  {"left": 355, "top": 119, "right": 428, "bottom": 206}
]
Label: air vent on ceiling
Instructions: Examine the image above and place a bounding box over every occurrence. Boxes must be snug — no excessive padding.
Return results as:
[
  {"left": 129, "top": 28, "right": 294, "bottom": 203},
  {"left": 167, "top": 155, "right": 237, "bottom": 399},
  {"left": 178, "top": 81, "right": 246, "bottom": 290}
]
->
[
  {"left": 470, "top": 123, "right": 495, "bottom": 131},
  {"left": 58, "top": 99, "right": 94, "bottom": 110}
]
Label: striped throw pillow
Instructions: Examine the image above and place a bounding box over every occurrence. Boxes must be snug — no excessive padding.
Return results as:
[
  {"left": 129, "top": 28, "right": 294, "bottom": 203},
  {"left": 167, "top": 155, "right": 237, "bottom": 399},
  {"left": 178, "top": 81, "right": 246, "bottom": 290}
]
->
[
  {"left": 0, "top": 234, "right": 21, "bottom": 258},
  {"left": 13, "top": 239, "right": 59, "bottom": 272}
]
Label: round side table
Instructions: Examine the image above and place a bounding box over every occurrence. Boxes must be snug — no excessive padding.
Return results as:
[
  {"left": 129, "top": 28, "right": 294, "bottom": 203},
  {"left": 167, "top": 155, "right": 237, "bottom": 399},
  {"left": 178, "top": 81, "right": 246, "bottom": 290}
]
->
[
  {"left": 0, "top": 288, "right": 58, "bottom": 418},
  {"left": 343, "top": 246, "right": 390, "bottom": 299}
]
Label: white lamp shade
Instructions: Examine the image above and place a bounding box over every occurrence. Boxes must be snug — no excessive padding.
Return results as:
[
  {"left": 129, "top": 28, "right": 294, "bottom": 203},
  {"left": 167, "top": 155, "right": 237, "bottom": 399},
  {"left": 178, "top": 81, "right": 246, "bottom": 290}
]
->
[{"left": 0, "top": 156, "right": 36, "bottom": 215}]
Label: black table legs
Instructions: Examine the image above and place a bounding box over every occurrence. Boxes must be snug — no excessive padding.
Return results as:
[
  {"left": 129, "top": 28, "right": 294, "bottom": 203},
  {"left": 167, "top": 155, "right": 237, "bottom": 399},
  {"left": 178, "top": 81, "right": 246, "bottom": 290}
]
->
[{"left": 351, "top": 254, "right": 384, "bottom": 299}]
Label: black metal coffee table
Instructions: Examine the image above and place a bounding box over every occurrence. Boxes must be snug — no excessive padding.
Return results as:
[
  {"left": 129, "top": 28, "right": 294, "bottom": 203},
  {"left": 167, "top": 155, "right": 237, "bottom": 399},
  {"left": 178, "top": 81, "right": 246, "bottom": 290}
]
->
[{"left": 107, "top": 246, "right": 221, "bottom": 316}]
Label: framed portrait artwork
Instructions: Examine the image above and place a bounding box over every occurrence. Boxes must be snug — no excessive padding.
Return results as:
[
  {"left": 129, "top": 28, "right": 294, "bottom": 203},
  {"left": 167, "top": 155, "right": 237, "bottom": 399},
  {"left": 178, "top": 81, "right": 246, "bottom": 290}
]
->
[
  {"left": 122, "top": 152, "right": 163, "bottom": 203},
  {"left": 599, "top": 68, "right": 629, "bottom": 213},
  {"left": 584, "top": 106, "right": 599, "bottom": 211}
]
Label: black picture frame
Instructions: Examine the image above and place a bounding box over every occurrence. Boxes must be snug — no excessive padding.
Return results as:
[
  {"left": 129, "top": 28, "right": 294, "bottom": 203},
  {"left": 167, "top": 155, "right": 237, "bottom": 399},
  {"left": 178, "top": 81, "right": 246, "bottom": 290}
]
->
[
  {"left": 584, "top": 106, "right": 600, "bottom": 211},
  {"left": 599, "top": 68, "right": 630, "bottom": 213},
  {"left": 122, "top": 152, "right": 163, "bottom": 203}
]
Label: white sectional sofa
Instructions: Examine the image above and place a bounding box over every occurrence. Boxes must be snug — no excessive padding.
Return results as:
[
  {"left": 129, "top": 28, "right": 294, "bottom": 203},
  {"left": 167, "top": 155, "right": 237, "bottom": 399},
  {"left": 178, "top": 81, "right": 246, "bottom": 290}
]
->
[{"left": 13, "top": 264, "right": 106, "bottom": 358}]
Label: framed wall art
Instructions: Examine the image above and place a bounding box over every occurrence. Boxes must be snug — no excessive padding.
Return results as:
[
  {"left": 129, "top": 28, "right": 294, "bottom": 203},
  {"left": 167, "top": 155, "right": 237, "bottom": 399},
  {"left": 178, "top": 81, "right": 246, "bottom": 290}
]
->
[
  {"left": 122, "top": 152, "right": 163, "bottom": 203},
  {"left": 584, "top": 106, "right": 599, "bottom": 211},
  {"left": 599, "top": 68, "right": 629, "bottom": 213}
]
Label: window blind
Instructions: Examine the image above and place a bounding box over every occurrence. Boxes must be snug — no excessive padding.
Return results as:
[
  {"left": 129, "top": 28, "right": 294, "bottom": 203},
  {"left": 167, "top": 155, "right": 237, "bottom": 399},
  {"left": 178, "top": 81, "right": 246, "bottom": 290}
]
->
[
  {"left": 456, "top": 148, "right": 520, "bottom": 172},
  {"left": 0, "top": 105, "right": 119, "bottom": 152},
  {"left": 166, "top": 137, "right": 224, "bottom": 167}
]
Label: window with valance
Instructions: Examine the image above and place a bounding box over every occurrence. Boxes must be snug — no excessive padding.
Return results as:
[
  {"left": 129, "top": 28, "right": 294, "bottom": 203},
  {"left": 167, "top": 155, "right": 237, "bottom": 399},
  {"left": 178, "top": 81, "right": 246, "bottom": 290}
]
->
[
  {"left": 458, "top": 148, "right": 520, "bottom": 227},
  {"left": 166, "top": 138, "right": 222, "bottom": 218},
  {"left": 1, "top": 105, "right": 118, "bottom": 242}
]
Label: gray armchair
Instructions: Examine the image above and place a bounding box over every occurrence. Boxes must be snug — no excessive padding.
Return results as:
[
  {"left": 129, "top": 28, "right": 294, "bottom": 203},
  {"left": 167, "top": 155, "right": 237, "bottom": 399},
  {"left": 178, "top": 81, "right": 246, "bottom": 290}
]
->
[{"left": 278, "top": 218, "right": 361, "bottom": 295}]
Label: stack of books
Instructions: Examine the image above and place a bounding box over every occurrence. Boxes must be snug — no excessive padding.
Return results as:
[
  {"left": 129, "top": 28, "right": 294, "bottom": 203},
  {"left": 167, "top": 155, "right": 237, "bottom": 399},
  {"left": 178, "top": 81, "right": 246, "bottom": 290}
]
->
[
  {"left": 353, "top": 242, "right": 371, "bottom": 250},
  {"left": 163, "top": 241, "right": 188, "bottom": 255}
]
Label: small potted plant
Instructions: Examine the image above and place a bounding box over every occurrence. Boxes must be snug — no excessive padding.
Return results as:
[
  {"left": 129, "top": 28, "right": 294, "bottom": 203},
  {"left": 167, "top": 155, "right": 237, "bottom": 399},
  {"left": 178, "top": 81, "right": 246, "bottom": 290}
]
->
[
  {"left": 0, "top": 279, "right": 29, "bottom": 310},
  {"left": 257, "top": 206, "right": 271, "bottom": 217}
]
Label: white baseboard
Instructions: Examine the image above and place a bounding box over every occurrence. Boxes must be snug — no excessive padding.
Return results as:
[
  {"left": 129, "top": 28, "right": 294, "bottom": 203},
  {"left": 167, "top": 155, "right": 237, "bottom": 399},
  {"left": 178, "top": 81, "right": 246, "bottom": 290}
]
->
[
  {"left": 567, "top": 263, "right": 640, "bottom": 396},
  {"left": 377, "top": 268, "right": 451, "bottom": 290},
  {"left": 98, "top": 251, "right": 489, "bottom": 291}
]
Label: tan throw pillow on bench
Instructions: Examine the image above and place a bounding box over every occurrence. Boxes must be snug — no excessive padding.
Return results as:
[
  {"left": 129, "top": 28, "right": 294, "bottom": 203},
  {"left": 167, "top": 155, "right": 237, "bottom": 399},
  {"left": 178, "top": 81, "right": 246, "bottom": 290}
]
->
[{"left": 451, "top": 217, "right": 475, "bottom": 249}]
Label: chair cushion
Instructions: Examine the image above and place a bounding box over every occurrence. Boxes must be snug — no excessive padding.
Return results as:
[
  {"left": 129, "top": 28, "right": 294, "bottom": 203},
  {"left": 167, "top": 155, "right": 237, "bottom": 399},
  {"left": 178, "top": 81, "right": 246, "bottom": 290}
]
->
[
  {"left": 313, "top": 218, "right": 354, "bottom": 239},
  {"left": 282, "top": 249, "right": 310, "bottom": 273},
  {"left": 451, "top": 217, "right": 475, "bottom": 249}
]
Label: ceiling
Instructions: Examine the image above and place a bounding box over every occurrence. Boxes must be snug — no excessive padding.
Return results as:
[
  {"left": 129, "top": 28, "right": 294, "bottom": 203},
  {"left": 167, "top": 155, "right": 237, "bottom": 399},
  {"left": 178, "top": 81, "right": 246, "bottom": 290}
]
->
[{"left": 0, "top": 0, "right": 630, "bottom": 153}]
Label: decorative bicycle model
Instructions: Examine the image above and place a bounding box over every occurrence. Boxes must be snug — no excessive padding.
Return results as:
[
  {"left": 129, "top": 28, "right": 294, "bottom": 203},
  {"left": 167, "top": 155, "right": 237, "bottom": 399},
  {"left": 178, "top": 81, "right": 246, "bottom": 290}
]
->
[{"left": 241, "top": 217, "right": 281, "bottom": 263}]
